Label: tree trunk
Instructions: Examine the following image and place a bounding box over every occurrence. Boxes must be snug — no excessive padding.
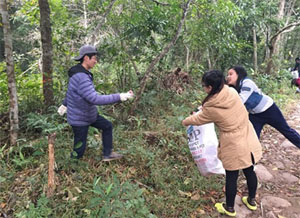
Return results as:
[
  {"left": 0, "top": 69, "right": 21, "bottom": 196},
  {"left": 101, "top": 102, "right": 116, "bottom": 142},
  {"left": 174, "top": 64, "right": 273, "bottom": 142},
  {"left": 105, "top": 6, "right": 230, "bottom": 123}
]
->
[
  {"left": 47, "top": 133, "right": 56, "bottom": 198},
  {"left": 265, "top": 45, "right": 274, "bottom": 74},
  {"left": 273, "top": 0, "right": 285, "bottom": 55},
  {"left": 264, "top": 24, "right": 271, "bottom": 62},
  {"left": 253, "top": 27, "right": 258, "bottom": 73},
  {"left": 83, "top": 0, "right": 88, "bottom": 44},
  {"left": 0, "top": 0, "right": 19, "bottom": 146},
  {"left": 38, "top": 0, "right": 54, "bottom": 108},
  {"left": 207, "top": 48, "right": 212, "bottom": 70},
  {"left": 185, "top": 45, "right": 190, "bottom": 71},
  {"left": 252, "top": 0, "right": 257, "bottom": 72},
  {"left": 282, "top": 0, "right": 296, "bottom": 60}
]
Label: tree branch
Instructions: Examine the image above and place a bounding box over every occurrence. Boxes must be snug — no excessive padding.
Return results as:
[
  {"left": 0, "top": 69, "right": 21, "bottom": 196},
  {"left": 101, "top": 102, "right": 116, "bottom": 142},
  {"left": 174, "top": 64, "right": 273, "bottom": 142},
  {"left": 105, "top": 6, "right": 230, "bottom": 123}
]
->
[
  {"left": 269, "top": 20, "right": 300, "bottom": 46},
  {"left": 89, "top": 0, "right": 117, "bottom": 45},
  {"left": 129, "top": 0, "right": 193, "bottom": 115},
  {"left": 150, "top": 0, "right": 170, "bottom": 6}
]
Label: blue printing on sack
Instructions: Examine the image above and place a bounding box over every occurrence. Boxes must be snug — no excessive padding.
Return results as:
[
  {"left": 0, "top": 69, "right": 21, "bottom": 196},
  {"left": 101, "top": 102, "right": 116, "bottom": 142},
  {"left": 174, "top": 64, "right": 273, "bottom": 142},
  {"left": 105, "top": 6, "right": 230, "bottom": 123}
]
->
[{"left": 187, "top": 125, "right": 194, "bottom": 135}]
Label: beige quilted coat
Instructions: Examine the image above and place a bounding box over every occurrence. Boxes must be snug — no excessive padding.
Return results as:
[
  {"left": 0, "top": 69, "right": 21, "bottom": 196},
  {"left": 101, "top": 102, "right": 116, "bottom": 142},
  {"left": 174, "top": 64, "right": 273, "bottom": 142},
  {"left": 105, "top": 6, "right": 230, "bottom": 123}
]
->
[{"left": 183, "top": 85, "right": 262, "bottom": 170}]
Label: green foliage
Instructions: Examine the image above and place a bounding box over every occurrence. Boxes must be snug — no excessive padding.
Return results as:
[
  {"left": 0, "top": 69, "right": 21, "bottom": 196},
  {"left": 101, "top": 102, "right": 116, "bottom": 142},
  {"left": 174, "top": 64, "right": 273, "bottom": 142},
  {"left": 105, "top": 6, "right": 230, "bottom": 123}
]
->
[
  {"left": 4, "top": 138, "right": 47, "bottom": 170},
  {"left": 86, "top": 175, "right": 155, "bottom": 217},
  {"left": 17, "top": 0, "right": 40, "bottom": 25},
  {"left": 15, "top": 194, "right": 52, "bottom": 218},
  {"left": 25, "top": 110, "right": 68, "bottom": 135},
  {"left": 185, "top": 0, "right": 244, "bottom": 69},
  {"left": 2, "top": 0, "right": 300, "bottom": 217},
  {"left": 0, "top": 62, "right": 8, "bottom": 112},
  {"left": 11, "top": 146, "right": 34, "bottom": 170},
  {"left": 253, "top": 68, "right": 295, "bottom": 108},
  {"left": 1, "top": 72, "right": 299, "bottom": 216},
  {"left": 0, "top": 61, "right": 43, "bottom": 114}
]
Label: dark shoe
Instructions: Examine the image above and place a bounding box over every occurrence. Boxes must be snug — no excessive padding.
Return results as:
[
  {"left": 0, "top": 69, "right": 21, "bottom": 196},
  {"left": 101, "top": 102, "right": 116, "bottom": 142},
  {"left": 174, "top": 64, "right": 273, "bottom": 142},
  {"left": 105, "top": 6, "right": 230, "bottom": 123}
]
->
[
  {"left": 215, "top": 202, "right": 236, "bottom": 217},
  {"left": 242, "top": 196, "right": 257, "bottom": 211},
  {"left": 103, "top": 152, "right": 123, "bottom": 162}
]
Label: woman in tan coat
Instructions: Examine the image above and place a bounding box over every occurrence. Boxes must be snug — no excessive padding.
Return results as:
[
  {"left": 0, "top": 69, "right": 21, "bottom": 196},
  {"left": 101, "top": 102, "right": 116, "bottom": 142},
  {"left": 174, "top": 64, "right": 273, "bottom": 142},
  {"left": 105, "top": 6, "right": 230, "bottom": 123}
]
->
[{"left": 182, "top": 70, "right": 262, "bottom": 217}]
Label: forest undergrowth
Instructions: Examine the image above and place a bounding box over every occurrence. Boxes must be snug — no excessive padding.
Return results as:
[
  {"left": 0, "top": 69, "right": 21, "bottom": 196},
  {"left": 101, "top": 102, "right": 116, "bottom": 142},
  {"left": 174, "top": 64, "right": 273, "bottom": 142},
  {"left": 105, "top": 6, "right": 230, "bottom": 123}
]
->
[{"left": 0, "top": 69, "right": 299, "bottom": 217}]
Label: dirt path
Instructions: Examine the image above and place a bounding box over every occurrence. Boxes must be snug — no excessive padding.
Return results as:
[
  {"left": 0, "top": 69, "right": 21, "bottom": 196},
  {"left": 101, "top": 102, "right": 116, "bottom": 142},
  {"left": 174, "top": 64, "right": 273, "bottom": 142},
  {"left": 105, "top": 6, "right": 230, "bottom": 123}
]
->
[{"left": 232, "top": 103, "right": 300, "bottom": 218}]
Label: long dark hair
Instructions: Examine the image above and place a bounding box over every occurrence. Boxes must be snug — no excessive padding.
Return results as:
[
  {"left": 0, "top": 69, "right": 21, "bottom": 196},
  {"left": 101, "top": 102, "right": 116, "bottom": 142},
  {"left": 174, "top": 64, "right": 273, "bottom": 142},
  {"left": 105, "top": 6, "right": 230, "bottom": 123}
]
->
[
  {"left": 228, "top": 65, "right": 247, "bottom": 93},
  {"left": 202, "top": 70, "right": 225, "bottom": 105}
]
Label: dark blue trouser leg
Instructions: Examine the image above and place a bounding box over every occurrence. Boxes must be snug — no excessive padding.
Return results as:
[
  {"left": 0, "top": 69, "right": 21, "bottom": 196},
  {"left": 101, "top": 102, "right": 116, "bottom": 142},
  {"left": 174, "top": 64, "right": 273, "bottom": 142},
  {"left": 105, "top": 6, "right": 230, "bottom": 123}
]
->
[
  {"left": 71, "top": 125, "right": 89, "bottom": 159},
  {"left": 249, "top": 103, "right": 300, "bottom": 148},
  {"left": 249, "top": 114, "right": 265, "bottom": 138},
  {"left": 267, "top": 104, "right": 300, "bottom": 148},
  {"left": 91, "top": 115, "right": 113, "bottom": 156}
]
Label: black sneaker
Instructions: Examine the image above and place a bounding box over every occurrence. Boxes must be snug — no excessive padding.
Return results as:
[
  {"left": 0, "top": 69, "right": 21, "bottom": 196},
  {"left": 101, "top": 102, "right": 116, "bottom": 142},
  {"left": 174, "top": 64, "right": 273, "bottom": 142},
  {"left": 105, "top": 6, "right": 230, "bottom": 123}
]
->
[{"left": 103, "top": 152, "right": 123, "bottom": 161}]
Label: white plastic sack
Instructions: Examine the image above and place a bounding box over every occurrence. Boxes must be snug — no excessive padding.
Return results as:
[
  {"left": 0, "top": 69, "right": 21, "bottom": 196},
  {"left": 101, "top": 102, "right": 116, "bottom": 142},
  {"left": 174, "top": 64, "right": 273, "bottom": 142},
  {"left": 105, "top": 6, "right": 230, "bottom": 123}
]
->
[
  {"left": 291, "top": 70, "right": 299, "bottom": 79},
  {"left": 187, "top": 123, "right": 225, "bottom": 176}
]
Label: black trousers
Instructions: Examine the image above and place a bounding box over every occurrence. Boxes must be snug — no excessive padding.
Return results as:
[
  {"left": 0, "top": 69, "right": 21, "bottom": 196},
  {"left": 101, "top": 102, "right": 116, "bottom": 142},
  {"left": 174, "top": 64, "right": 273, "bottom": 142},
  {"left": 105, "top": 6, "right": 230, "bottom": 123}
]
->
[
  {"left": 225, "top": 165, "right": 257, "bottom": 208},
  {"left": 71, "top": 115, "right": 113, "bottom": 158}
]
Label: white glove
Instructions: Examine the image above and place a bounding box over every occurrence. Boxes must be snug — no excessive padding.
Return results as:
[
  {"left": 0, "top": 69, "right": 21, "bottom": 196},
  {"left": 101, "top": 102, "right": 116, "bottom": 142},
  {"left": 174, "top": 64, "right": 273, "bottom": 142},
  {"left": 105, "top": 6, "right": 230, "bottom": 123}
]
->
[
  {"left": 120, "top": 91, "right": 134, "bottom": 102},
  {"left": 57, "top": 105, "right": 67, "bottom": 116}
]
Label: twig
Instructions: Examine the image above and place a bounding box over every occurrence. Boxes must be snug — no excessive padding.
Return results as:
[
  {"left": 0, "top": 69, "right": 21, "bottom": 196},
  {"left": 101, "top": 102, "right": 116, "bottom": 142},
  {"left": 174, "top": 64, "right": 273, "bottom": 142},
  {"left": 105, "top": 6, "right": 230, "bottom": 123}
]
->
[
  {"left": 269, "top": 20, "right": 300, "bottom": 48},
  {"left": 260, "top": 201, "right": 264, "bottom": 217},
  {"left": 134, "top": 180, "right": 153, "bottom": 191},
  {"left": 150, "top": 0, "right": 170, "bottom": 6}
]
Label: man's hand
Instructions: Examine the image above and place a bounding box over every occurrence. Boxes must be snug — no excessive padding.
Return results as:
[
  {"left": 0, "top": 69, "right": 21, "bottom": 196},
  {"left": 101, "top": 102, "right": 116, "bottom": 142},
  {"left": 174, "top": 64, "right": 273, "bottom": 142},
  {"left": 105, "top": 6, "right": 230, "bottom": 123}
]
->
[
  {"left": 120, "top": 90, "right": 134, "bottom": 101},
  {"left": 57, "top": 105, "right": 67, "bottom": 116}
]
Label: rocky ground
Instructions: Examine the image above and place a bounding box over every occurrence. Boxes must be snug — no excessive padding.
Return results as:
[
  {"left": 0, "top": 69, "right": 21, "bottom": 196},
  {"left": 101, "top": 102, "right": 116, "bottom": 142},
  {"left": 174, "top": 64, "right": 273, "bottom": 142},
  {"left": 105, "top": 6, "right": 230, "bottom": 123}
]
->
[{"left": 231, "top": 103, "right": 300, "bottom": 218}]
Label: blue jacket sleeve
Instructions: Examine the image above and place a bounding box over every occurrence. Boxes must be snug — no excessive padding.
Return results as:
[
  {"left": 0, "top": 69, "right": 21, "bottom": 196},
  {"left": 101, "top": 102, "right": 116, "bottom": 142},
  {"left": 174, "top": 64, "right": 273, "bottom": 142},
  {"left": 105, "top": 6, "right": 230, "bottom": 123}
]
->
[{"left": 75, "top": 73, "right": 121, "bottom": 105}]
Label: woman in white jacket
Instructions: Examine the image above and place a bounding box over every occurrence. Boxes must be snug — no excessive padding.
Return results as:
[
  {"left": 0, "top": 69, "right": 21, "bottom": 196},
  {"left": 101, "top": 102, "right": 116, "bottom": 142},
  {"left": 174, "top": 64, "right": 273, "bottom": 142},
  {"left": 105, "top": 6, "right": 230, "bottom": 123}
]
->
[{"left": 227, "top": 65, "right": 300, "bottom": 149}]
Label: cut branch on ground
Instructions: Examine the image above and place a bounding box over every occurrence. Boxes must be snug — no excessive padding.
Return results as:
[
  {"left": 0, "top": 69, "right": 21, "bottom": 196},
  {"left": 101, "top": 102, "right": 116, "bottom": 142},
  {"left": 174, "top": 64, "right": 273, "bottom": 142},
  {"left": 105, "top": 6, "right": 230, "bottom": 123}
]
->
[{"left": 47, "top": 132, "right": 56, "bottom": 198}]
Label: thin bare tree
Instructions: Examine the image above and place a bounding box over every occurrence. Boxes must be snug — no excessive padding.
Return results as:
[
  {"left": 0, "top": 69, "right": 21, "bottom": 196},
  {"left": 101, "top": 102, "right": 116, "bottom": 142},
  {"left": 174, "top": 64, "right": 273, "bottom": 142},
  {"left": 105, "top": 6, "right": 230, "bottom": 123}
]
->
[
  {"left": 0, "top": 0, "right": 19, "bottom": 146},
  {"left": 265, "top": 0, "right": 299, "bottom": 74},
  {"left": 129, "top": 0, "right": 193, "bottom": 115},
  {"left": 252, "top": 0, "right": 258, "bottom": 72},
  {"left": 89, "top": 0, "right": 118, "bottom": 45}
]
